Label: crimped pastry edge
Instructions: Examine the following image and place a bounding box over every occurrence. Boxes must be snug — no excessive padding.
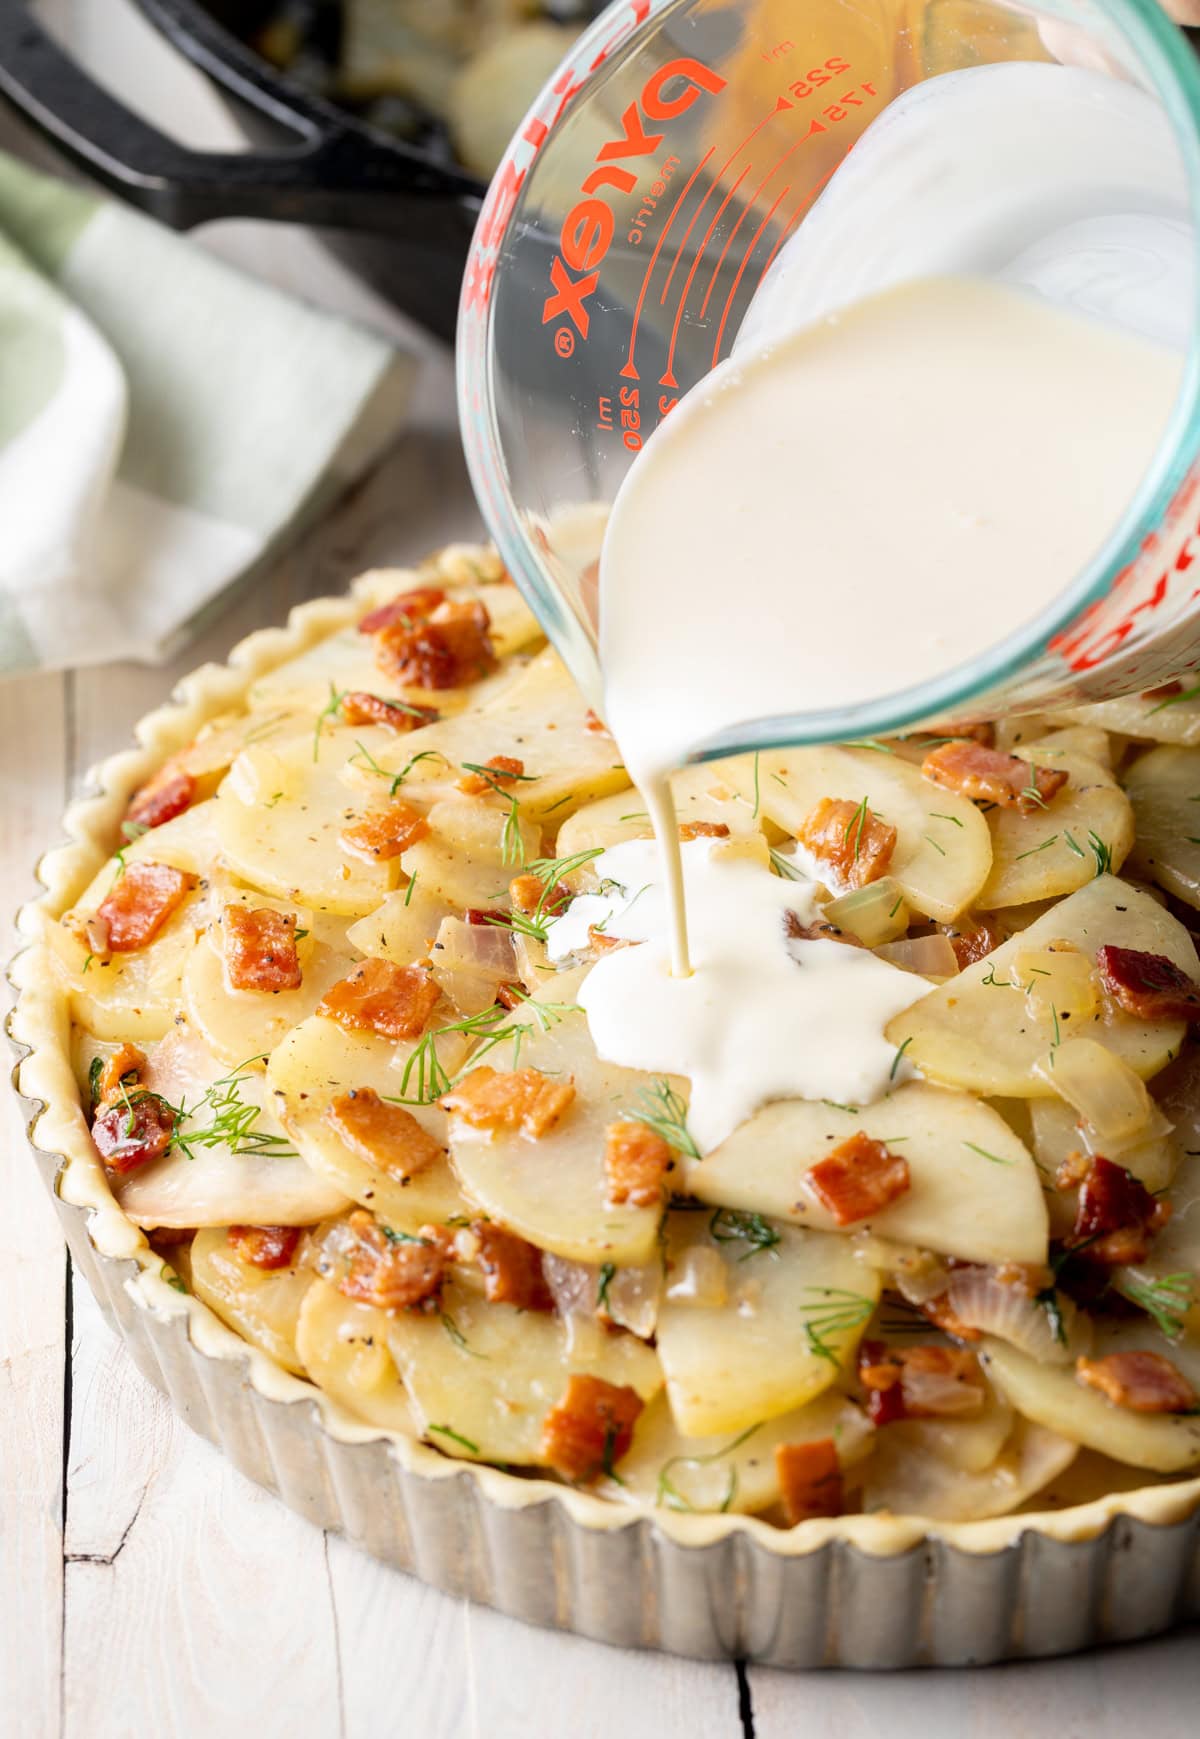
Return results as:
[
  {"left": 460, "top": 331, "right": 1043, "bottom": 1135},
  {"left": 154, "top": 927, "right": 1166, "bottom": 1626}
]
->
[{"left": 9, "top": 543, "right": 1200, "bottom": 1568}]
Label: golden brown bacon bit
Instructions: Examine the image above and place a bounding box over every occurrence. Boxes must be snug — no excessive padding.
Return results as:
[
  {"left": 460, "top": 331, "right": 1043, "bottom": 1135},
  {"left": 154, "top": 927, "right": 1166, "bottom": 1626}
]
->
[
  {"left": 941, "top": 916, "right": 1005, "bottom": 971},
  {"left": 340, "top": 690, "right": 438, "bottom": 733},
  {"left": 465, "top": 1220, "right": 553, "bottom": 1311},
  {"left": 96, "top": 861, "right": 196, "bottom": 952},
  {"left": 441, "top": 1065, "right": 576, "bottom": 1138},
  {"left": 1096, "top": 945, "right": 1200, "bottom": 1023},
  {"left": 783, "top": 910, "right": 862, "bottom": 948},
  {"left": 223, "top": 906, "right": 302, "bottom": 994},
  {"left": 358, "top": 586, "right": 446, "bottom": 635},
  {"left": 509, "top": 873, "right": 569, "bottom": 917},
  {"left": 373, "top": 597, "right": 495, "bottom": 690},
  {"left": 457, "top": 754, "right": 526, "bottom": 796},
  {"left": 540, "top": 1374, "right": 644, "bottom": 1481},
  {"left": 95, "top": 1042, "right": 147, "bottom": 1105},
  {"left": 796, "top": 796, "right": 897, "bottom": 890},
  {"left": 92, "top": 1093, "right": 175, "bottom": 1175},
  {"left": 921, "top": 741, "right": 1068, "bottom": 814},
  {"left": 340, "top": 798, "right": 430, "bottom": 863},
  {"left": 124, "top": 761, "right": 195, "bottom": 833},
  {"left": 603, "top": 1119, "right": 674, "bottom": 1208},
  {"left": 588, "top": 925, "right": 629, "bottom": 953},
  {"left": 1142, "top": 680, "right": 1183, "bottom": 700},
  {"left": 584, "top": 709, "right": 610, "bottom": 735},
  {"left": 1067, "top": 1154, "right": 1171, "bottom": 1265},
  {"left": 227, "top": 1225, "right": 303, "bottom": 1270},
  {"left": 807, "top": 1133, "right": 911, "bottom": 1226},
  {"left": 327, "top": 1088, "right": 443, "bottom": 1181},
  {"left": 857, "top": 1341, "right": 984, "bottom": 1426},
  {"left": 318, "top": 959, "right": 441, "bottom": 1042},
  {"left": 939, "top": 719, "right": 995, "bottom": 746},
  {"left": 677, "top": 820, "right": 730, "bottom": 841},
  {"left": 775, "top": 1438, "right": 843, "bottom": 1524},
  {"left": 1076, "top": 1350, "right": 1197, "bottom": 1413},
  {"left": 334, "top": 1210, "right": 447, "bottom": 1312},
  {"left": 496, "top": 982, "right": 524, "bottom": 1011}
]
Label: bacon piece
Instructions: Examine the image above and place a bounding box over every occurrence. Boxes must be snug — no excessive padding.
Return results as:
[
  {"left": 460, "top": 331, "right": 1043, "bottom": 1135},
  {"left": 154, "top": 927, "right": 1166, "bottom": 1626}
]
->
[
  {"left": 603, "top": 1119, "right": 674, "bottom": 1208},
  {"left": 92, "top": 1093, "right": 175, "bottom": 1175},
  {"left": 1067, "top": 1154, "right": 1171, "bottom": 1264},
  {"left": 96, "top": 861, "right": 196, "bottom": 952},
  {"left": 223, "top": 906, "right": 302, "bottom": 993},
  {"left": 1076, "top": 1350, "right": 1196, "bottom": 1413},
  {"left": 508, "top": 873, "right": 569, "bottom": 917},
  {"left": 858, "top": 1340, "right": 984, "bottom": 1425},
  {"left": 441, "top": 1066, "right": 575, "bottom": 1138},
  {"left": 496, "top": 983, "right": 523, "bottom": 1011},
  {"left": 937, "top": 719, "right": 995, "bottom": 746},
  {"left": 340, "top": 690, "right": 438, "bottom": 733},
  {"left": 807, "top": 1133, "right": 911, "bottom": 1226},
  {"left": 457, "top": 754, "right": 526, "bottom": 795},
  {"left": 783, "top": 910, "right": 862, "bottom": 947},
  {"left": 921, "top": 741, "right": 1068, "bottom": 813},
  {"left": 228, "top": 1225, "right": 302, "bottom": 1270},
  {"left": 340, "top": 799, "right": 430, "bottom": 863},
  {"left": 95, "top": 1042, "right": 147, "bottom": 1105},
  {"left": 124, "top": 762, "right": 195, "bottom": 833},
  {"left": 941, "top": 917, "right": 1005, "bottom": 971},
  {"left": 588, "top": 926, "right": 628, "bottom": 952},
  {"left": 540, "top": 1374, "right": 644, "bottom": 1480},
  {"left": 1141, "top": 680, "right": 1183, "bottom": 701},
  {"left": 331, "top": 1210, "right": 447, "bottom": 1312},
  {"left": 796, "top": 797, "right": 897, "bottom": 889},
  {"left": 318, "top": 959, "right": 441, "bottom": 1041},
  {"left": 327, "top": 1088, "right": 443, "bottom": 1180},
  {"left": 462, "top": 1220, "right": 553, "bottom": 1310},
  {"left": 775, "top": 1438, "right": 843, "bottom": 1524},
  {"left": 373, "top": 597, "right": 495, "bottom": 690},
  {"left": 678, "top": 820, "right": 730, "bottom": 841},
  {"left": 358, "top": 587, "right": 446, "bottom": 635},
  {"left": 584, "top": 709, "right": 609, "bottom": 734},
  {"left": 1096, "top": 945, "right": 1200, "bottom": 1024}
]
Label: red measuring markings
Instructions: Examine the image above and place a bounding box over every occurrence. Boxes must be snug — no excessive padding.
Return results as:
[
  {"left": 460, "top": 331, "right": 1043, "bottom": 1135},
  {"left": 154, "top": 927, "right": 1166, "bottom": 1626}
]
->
[
  {"left": 754, "top": 159, "right": 840, "bottom": 288},
  {"left": 709, "top": 183, "right": 793, "bottom": 367},
  {"left": 620, "top": 147, "right": 715, "bottom": 382},
  {"left": 697, "top": 132, "right": 814, "bottom": 322},
  {"left": 659, "top": 163, "right": 752, "bottom": 389}
]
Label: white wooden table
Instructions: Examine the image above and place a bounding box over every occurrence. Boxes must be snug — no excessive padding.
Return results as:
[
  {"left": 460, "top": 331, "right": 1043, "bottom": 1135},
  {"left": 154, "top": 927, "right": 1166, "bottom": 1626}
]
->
[{"left": 2, "top": 5, "right": 1198, "bottom": 1734}]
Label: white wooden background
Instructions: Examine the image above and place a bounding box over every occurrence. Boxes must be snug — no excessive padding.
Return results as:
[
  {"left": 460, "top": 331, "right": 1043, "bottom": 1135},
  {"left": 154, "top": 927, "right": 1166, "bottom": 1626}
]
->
[{"left": 2, "top": 5, "right": 1199, "bottom": 1734}]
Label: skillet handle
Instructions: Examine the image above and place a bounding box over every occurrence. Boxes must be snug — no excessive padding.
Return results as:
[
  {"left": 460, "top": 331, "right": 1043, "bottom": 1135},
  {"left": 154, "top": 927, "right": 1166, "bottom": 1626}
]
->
[{"left": 0, "top": 6, "right": 479, "bottom": 239}]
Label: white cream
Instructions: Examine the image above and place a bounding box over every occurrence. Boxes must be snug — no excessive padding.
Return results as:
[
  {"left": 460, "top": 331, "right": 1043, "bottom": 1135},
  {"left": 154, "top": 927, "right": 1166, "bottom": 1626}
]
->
[{"left": 546, "top": 839, "right": 925, "bottom": 1152}]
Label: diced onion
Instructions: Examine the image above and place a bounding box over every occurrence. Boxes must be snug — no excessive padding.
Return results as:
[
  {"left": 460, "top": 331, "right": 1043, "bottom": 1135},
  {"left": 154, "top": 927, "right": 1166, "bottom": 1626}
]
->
[
  {"left": 430, "top": 916, "right": 516, "bottom": 1015},
  {"left": 665, "top": 1244, "right": 728, "bottom": 1308},
  {"left": 541, "top": 1254, "right": 661, "bottom": 1340},
  {"left": 1012, "top": 945, "right": 1097, "bottom": 1026},
  {"left": 901, "top": 1363, "right": 986, "bottom": 1417},
  {"left": 875, "top": 933, "right": 960, "bottom": 978},
  {"left": 945, "top": 1267, "right": 1088, "bottom": 1367},
  {"left": 826, "top": 877, "right": 909, "bottom": 946},
  {"left": 1034, "top": 1037, "right": 1164, "bottom": 1152}
]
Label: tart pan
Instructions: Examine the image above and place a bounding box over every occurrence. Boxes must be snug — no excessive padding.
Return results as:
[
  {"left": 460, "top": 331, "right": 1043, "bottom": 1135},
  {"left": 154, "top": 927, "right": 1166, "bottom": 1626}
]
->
[{"left": 11, "top": 548, "right": 1200, "bottom": 1667}]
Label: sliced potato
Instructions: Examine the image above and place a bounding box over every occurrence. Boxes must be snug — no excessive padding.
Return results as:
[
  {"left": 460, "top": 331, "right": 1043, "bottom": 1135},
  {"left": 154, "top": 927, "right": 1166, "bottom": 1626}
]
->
[
  {"left": 883, "top": 1390, "right": 1015, "bottom": 1476},
  {"left": 1026, "top": 724, "right": 1114, "bottom": 768},
  {"left": 72, "top": 799, "right": 224, "bottom": 909},
  {"left": 398, "top": 797, "right": 541, "bottom": 910},
  {"left": 189, "top": 1226, "right": 312, "bottom": 1374},
  {"left": 183, "top": 927, "right": 354, "bottom": 1068},
  {"left": 885, "top": 877, "right": 1195, "bottom": 1097},
  {"left": 385, "top": 1277, "right": 662, "bottom": 1465},
  {"left": 862, "top": 1417, "right": 1077, "bottom": 1520},
  {"left": 1124, "top": 745, "right": 1200, "bottom": 910},
  {"left": 722, "top": 745, "right": 991, "bottom": 920},
  {"left": 1054, "top": 691, "right": 1200, "bottom": 747},
  {"left": 294, "top": 1277, "right": 416, "bottom": 1435},
  {"left": 684, "top": 1082, "right": 1048, "bottom": 1266},
  {"left": 655, "top": 1212, "right": 880, "bottom": 1436},
  {"left": 555, "top": 756, "right": 760, "bottom": 856},
  {"left": 49, "top": 892, "right": 204, "bottom": 1043},
  {"left": 977, "top": 748, "right": 1134, "bottom": 909},
  {"left": 345, "top": 883, "right": 455, "bottom": 964}
]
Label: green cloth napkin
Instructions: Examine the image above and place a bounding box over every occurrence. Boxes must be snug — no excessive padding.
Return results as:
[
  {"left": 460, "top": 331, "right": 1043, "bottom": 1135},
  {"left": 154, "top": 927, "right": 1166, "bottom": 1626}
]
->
[{"left": 0, "top": 152, "right": 413, "bottom": 673}]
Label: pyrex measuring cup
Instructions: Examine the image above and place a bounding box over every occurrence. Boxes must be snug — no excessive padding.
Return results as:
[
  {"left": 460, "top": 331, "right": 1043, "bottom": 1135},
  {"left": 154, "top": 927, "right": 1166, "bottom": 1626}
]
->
[{"left": 458, "top": 0, "right": 1200, "bottom": 755}]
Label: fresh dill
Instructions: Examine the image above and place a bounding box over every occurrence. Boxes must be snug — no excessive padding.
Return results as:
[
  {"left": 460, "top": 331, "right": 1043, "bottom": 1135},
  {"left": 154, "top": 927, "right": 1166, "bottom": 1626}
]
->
[
  {"left": 388, "top": 747, "right": 450, "bottom": 795},
  {"left": 822, "top": 1099, "right": 858, "bottom": 1114},
  {"left": 490, "top": 847, "right": 604, "bottom": 942},
  {"left": 504, "top": 988, "right": 583, "bottom": 1033},
  {"left": 119, "top": 819, "right": 150, "bottom": 844},
  {"left": 146, "top": 1057, "right": 298, "bottom": 1162},
  {"left": 1087, "top": 831, "right": 1113, "bottom": 877},
  {"left": 313, "top": 682, "right": 346, "bottom": 762},
  {"left": 798, "top": 1287, "right": 876, "bottom": 1365},
  {"left": 389, "top": 1006, "right": 531, "bottom": 1106},
  {"left": 922, "top": 833, "right": 947, "bottom": 857},
  {"left": 1122, "top": 1272, "right": 1195, "bottom": 1341},
  {"left": 655, "top": 1423, "right": 762, "bottom": 1513},
  {"left": 1035, "top": 1286, "right": 1067, "bottom": 1347},
  {"left": 1063, "top": 830, "right": 1085, "bottom": 859},
  {"left": 963, "top": 1140, "right": 1014, "bottom": 1167},
  {"left": 928, "top": 812, "right": 963, "bottom": 828},
  {"left": 843, "top": 795, "right": 870, "bottom": 862},
  {"left": 768, "top": 846, "right": 807, "bottom": 882},
  {"left": 597, "top": 1261, "right": 616, "bottom": 1312},
  {"left": 439, "top": 1311, "right": 486, "bottom": 1358},
  {"left": 708, "top": 1208, "right": 781, "bottom": 1260},
  {"left": 844, "top": 739, "right": 896, "bottom": 755},
  {"left": 404, "top": 873, "right": 418, "bottom": 907},
  {"left": 1018, "top": 766, "right": 1049, "bottom": 810},
  {"left": 890, "top": 1036, "right": 913, "bottom": 1081},
  {"left": 1014, "top": 835, "right": 1059, "bottom": 861},
  {"left": 625, "top": 1080, "right": 700, "bottom": 1160},
  {"left": 751, "top": 752, "right": 762, "bottom": 821},
  {"left": 88, "top": 1055, "right": 104, "bottom": 1108},
  {"left": 461, "top": 762, "right": 535, "bottom": 866},
  {"left": 1148, "top": 679, "right": 1200, "bottom": 714},
  {"left": 428, "top": 1422, "right": 480, "bottom": 1454}
]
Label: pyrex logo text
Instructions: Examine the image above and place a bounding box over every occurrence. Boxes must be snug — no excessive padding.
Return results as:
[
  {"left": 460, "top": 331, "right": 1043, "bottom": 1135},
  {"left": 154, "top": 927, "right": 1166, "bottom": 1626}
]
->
[{"left": 542, "top": 57, "right": 727, "bottom": 342}]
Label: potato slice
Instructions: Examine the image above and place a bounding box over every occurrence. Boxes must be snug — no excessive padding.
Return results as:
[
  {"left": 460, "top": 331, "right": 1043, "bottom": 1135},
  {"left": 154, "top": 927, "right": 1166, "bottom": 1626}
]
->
[
  {"left": 385, "top": 1277, "right": 663, "bottom": 1465},
  {"left": 1026, "top": 724, "right": 1114, "bottom": 768},
  {"left": 73, "top": 799, "right": 224, "bottom": 909},
  {"left": 398, "top": 796, "right": 541, "bottom": 909},
  {"left": 555, "top": 756, "right": 760, "bottom": 856},
  {"left": 862, "top": 1417, "right": 1077, "bottom": 1520},
  {"left": 684, "top": 1082, "right": 1048, "bottom": 1266},
  {"left": 599, "top": 1391, "right": 873, "bottom": 1515},
  {"left": 294, "top": 1278, "right": 416, "bottom": 1435},
  {"left": 1028, "top": 1097, "right": 1177, "bottom": 1211},
  {"left": 345, "top": 883, "right": 455, "bottom": 964},
  {"left": 977, "top": 748, "right": 1134, "bottom": 909},
  {"left": 444, "top": 977, "right": 664, "bottom": 1265},
  {"left": 49, "top": 892, "right": 204, "bottom": 1043},
  {"left": 183, "top": 916, "right": 355, "bottom": 1068},
  {"left": 1054, "top": 691, "right": 1200, "bottom": 747},
  {"left": 722, "top": 745, "right": 991, "bottom": 920},
  {"left": 1124, "top": 745, "right": 1200, "bottom": 911},
  {"left": 884, "top": 1390, "right": 1015, "bottom": 1476},
  {"left": 655, "top": 1212, "right": 880, "bottom": 1436},
  {"left": 983, "top": 1338, "right": 1200, "bottom": 1471},
  {"left": 189, "top": 1226, "right": 312, "bottom": 1374},
  {"left": 885, "top": 877, "right": 1195, "bottom": 1097}
]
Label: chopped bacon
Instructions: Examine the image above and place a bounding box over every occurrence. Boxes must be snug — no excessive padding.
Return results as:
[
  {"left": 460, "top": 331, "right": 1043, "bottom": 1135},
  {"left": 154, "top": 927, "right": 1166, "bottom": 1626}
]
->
[
  {"left": 796, "top": 797, "right": 897, "bottom": 889},
  {"left": 603, "top": 1119, "right": 674, "bottom": 1208},
  {"left": 1141, "top": 680, "right": 1183, "bottom": 700},
  {"left": 223, "top": 906, "right": 302, "bottom": 993},
  {"left": 318, "top": 959, "right": 441, "bottom": 1041},
  {"left": 373, "top": 597, "right": 495, "bottom": 690},
  {"left": 937, "top": 719, "right": 995, "bottom": 746},
  {"left": 95, "top": 1042, "right": 147, "bottom": 1105},
  {"left": 462, "top": 1221, "right": 553, "bottom": 1311},
  {"left": 228, "top": 1225, "right": 302, "bottom": 1270},
  {"left": 457, "top": 754, "right": 526, "bottom": 796},
  {"left": 920, "top": 741, "right": 1068, "bottom": 813},
  {"left": 588, "top": 926, "right": 627, "bottom": 952},
  {"left": 807, "top": 1133, "right": 911, "bottom": 1226},
  {"left": 441, "top": 1066, "right": 575, "bottom": 1138},
  {"left": 496, "top": 983, "right": 524, "bottom": 1010},
  {"left": 358, "top": 587, "right": 447, "bottom": 635},
  {"left": 92, "top": 1092, "right": 175, "bottom": 1175},
  {"left": 327, "top": 1088, "right": 443, "bottom": 1180},
  {"left": 124, "top": 762, "right": 195, "bottom": 833},
  {"left": 858, "top": 1340, "right": 984, "bottom": 1425},
  {"left": 678, "top": 820, "right": 730, "bottom": 841},
  {"left": 340, "top": 690, "right": 438, "bottom": 733},
  {"left": 783, "top": 910, "right": 862, "bottom": 947},
  {"left": 1076, "top": 1350, "right": 1197, "bottom": 1413},
  {"left": 1066, "top": 1154, "right": 1171, "bottom": 1264},
  {"left": 96, "top": 861, "right": 196, "bottom": 952},
  {"left": 775, "top": 1438, "right": 843, "bottom": 1524},
  {"left": 509, "top": 873, "right": 569, "bottom": 917},
  {"left": 1096, "top": 945, "right": 1200, "bottom": 1024},
  {"left": 340, "top": 799, "right": 430, "bottom": 863},
  {"left": 941, "top": 917, "right": 1005, "bottom": 971},
  {"left": 540, "top": 1374, "right": 644, "bottom": 1480},
  {"left": 584, "top": 709, "right": 609, "bottom": 735},
  {"left": 331, "top": 1210, "right": 447, "bottom": 1312}
]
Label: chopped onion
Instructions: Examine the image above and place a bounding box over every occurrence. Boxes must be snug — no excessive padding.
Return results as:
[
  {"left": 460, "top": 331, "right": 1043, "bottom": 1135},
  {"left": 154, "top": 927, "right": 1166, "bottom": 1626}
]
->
[
  {"left": 945, "top": 1266, "right": 1089, "bottom": 1367},
  {"left": 540, "top": 1253, "right": 661, "bottom": 1340},
  {"left": 430, "top": 916, "right": 516, "bottom": 1015},
  {"left": 665, "top": 1243, "right": 728, "bottom": 1308},
  {"left": 1011, "top": 944, "right": 1097, "bottom": 1026},
  {"left": 1034, "top": 1037, "right": 1165, "bottom": 1153},
  {"left": 826, "top": 877, "right": 909, "bottom": 946},
  {"left": 874, "top": 933, "right": 960, "bottom": 978},
  {"left": 892, "top": 1250, "right": 955, "bottom": 1306},
  {"left": 542, "top": 1252, "right": 598, "bottom": 1318},
  {"left": 901, "top": 1362, "right": 986, "bottom": 1418}
]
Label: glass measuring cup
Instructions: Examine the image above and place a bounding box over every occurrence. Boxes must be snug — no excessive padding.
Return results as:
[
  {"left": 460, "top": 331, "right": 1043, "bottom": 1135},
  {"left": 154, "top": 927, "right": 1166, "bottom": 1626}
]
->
[{"left": 457, "top": 0, "right": 1200, "bottom": 757}]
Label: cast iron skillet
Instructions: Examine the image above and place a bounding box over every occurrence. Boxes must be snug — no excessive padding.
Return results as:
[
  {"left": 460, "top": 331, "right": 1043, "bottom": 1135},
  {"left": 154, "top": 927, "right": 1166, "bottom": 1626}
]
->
[{"left": 0, "top": 0, "right": 486, "bottom": 339}]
